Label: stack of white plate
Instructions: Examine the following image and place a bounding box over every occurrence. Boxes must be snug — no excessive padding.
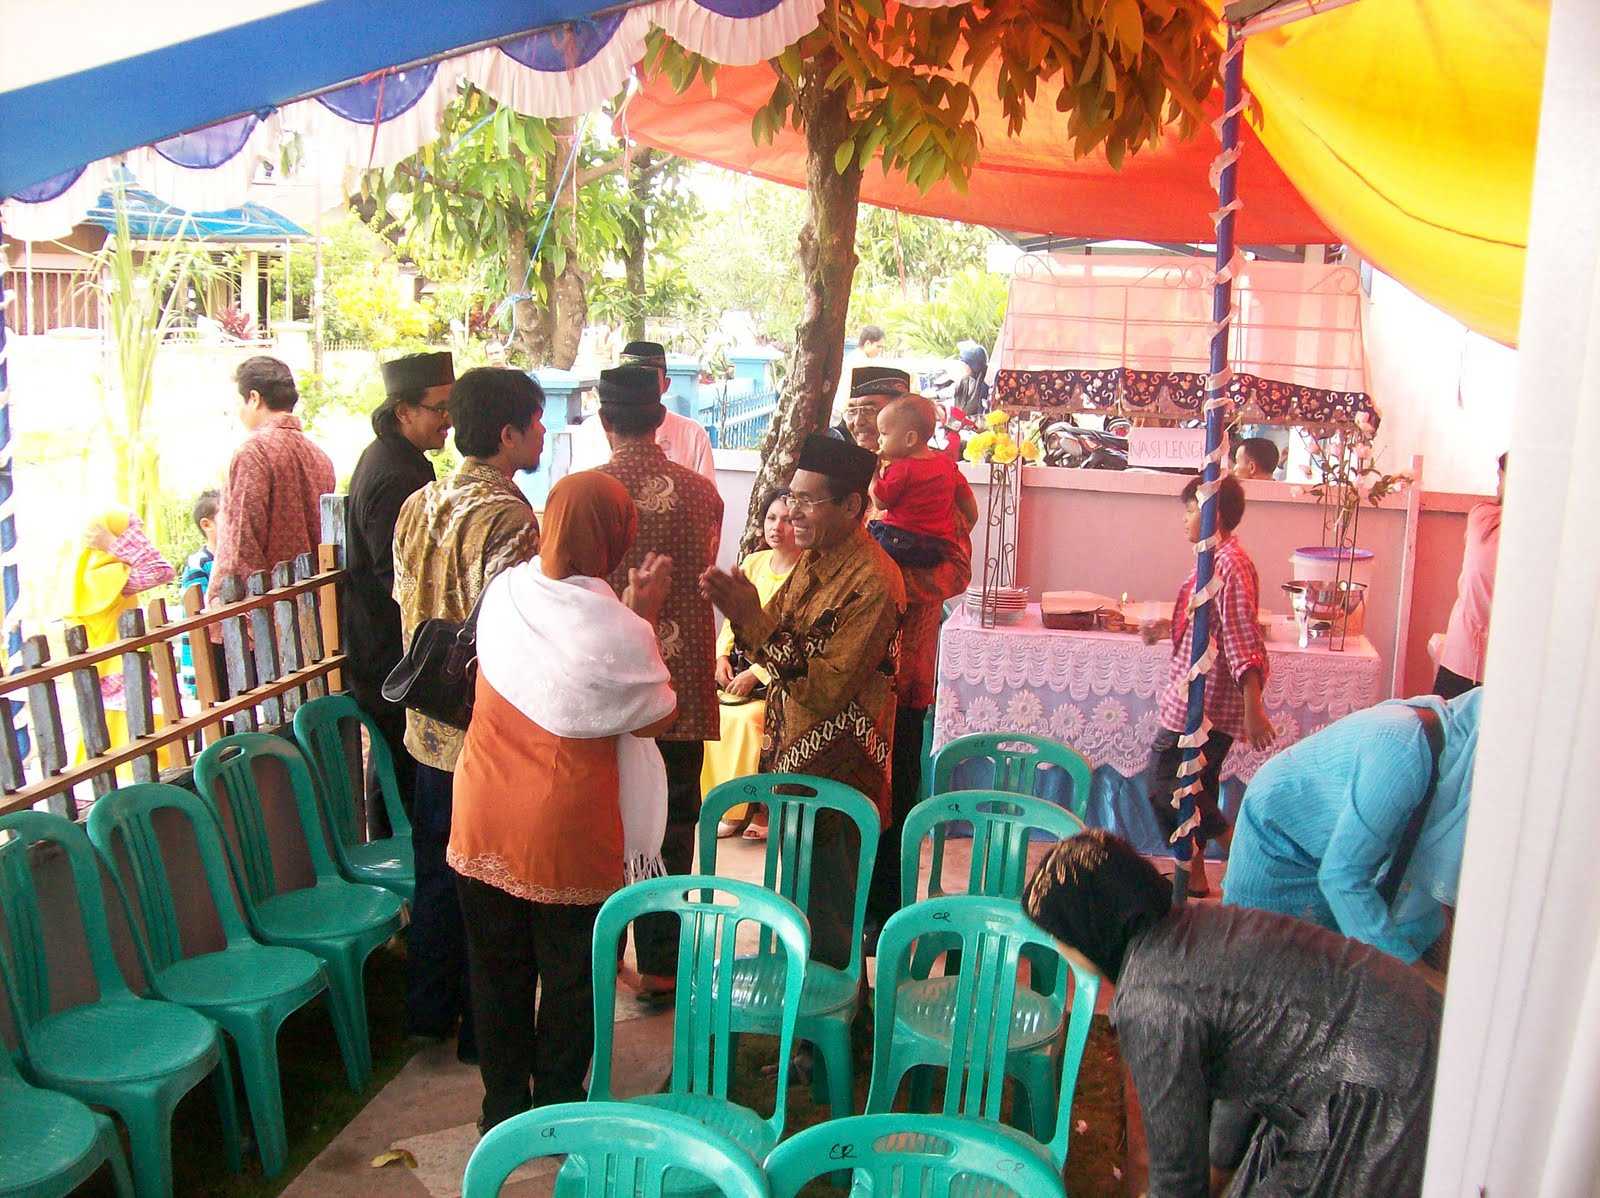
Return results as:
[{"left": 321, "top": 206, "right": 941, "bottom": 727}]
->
[{"left": 965, "top": 584, "right": 1028, "bottom": 624}]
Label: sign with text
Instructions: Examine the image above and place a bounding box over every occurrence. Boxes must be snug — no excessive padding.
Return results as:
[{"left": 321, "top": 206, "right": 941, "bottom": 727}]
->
[{"left": 1128, "top": 426, "right": 1207, "bottom": 470}]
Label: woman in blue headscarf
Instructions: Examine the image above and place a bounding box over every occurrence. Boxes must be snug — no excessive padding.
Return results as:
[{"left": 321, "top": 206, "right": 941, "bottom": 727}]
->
[
  {"left": 1223, "top": 688, "right": 1482, "bottom": 964},
  {"left": 951, "top": 341, "right": 989, "bottom": 418}
]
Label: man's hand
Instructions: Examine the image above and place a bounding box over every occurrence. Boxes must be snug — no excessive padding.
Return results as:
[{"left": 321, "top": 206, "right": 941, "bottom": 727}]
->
[
  {"left": 624, "top": 551, "right": 672, "bottom": 623},
  {"left": 714, "top": 656, "right": 737, "bottom": 690},
  {"left": 1243, "top": 682, "right": 1275, "bottom": 752},
  {"left": 699, "top": 566, "right": 762, "bottom": 628},
  {"left": 726, "top": 670, "right": 759, "bottom": 698}
]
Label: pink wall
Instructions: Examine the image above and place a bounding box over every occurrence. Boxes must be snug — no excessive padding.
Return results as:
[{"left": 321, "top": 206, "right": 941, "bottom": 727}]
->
[{"left": 713, "top": 454, "right": 1482, "bottom": 699}]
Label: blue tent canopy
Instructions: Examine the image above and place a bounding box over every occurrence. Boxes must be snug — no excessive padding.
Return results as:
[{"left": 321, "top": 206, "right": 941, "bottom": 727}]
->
[
  {"left": 81, "top": 186, "right": 310, "bottom": 243},
  {"left": 0, "top": 0, "right": 626, "bottom": 196}
]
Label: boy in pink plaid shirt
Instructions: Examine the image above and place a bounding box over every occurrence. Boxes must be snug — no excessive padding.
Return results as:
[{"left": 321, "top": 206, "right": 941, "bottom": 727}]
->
[{"left": 1145, "top": 474, "right": 1274, "bottom": 895}]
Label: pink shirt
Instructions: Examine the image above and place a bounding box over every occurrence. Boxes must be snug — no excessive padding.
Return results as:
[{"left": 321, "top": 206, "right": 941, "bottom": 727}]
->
[{"left": 1441, "top": 502, "right": 1500, "bottom": 682}]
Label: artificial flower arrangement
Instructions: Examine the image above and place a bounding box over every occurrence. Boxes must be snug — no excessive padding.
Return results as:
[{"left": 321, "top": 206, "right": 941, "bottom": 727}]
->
[{"left": 964, "top": 409, "right": 1043, "bottom": 465}]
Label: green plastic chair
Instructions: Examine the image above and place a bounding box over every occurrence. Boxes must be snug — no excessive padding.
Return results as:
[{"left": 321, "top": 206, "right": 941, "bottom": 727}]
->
[
  {"left": 571, "top": 875, "right": 808, "bottom": 1198},
  {"left": 0, "top": 811, "right": 241, "bottom": 1198},
  {"left": 87, "top": 783, "right": 359, "bottom": 1177},
  {"left": 697, "top": 773, "right": 879, "bottom": 1118},
  {"left": 931, "top": 733, "right": 1092, "bottom": 820},
  {"left": 765, "top": 1113, "right": 1066, "bottom": 1198},
  {"left": 465, "top": 1101, "right": 769, "bottom": 1198},
  {"left": 292, "top": 694, "right": 415, "bottom": 903},
  {"left": 900, "top": 788, "right": 1087, "bottom": 993},
  {"left": 0, "top": 944, "right": 135, "bottom": 1198},
  {"left": 194, "top": 733, "right": 405, "bottom": 1088},
  {"left": 864, "top": 895, "right": 1100, "bottom": 1172}
]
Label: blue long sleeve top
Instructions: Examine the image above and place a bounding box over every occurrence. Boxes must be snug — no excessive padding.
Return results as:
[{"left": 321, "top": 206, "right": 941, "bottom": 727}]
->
[{"left": 1222, "top": 689, "right": 1482, "bottom": 962}]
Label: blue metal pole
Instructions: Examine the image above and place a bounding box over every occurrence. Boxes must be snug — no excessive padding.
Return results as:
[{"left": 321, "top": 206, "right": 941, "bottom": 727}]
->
[
  {"left": 1170, "top": 28, "right": 1244, "bottom": 902},
  {"left": 0, "top": 221, "right": 28, "bottom": 757}
]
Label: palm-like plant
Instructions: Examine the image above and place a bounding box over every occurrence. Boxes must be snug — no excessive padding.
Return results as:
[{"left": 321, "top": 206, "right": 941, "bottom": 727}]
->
[{"left": 79, "top": 181, "right": 215, "bottom": 547}]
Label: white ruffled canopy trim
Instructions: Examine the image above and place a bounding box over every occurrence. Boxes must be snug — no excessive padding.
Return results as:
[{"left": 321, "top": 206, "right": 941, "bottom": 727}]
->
[
  {"left": 652, "top": 0, "right": 824, "bottom": 67},
  {"left": 1, "top": 0, "right": 836, "bottom": 236},
  {"left": 459, "top": 7, "right": 653, "bottom": 121},
  {"left": 1, "top": 160, "right": 117, "bottom": 242}
]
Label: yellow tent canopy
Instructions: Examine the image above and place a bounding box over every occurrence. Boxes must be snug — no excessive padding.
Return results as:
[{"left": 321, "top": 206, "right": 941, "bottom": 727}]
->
[{"left": 1234, "top": 0, "right": 1547, "bottom": 346}]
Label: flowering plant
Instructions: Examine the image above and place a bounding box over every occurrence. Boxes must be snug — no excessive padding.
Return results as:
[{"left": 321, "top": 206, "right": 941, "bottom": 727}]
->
[{"left": 965, "top": 412, "right": 1043, "bottom": 465}]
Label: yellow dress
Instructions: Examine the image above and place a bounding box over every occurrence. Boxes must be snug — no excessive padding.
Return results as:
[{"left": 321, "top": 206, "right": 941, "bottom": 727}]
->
[{"left": 700, "top": 550, "right": 796, "bottom": 800}]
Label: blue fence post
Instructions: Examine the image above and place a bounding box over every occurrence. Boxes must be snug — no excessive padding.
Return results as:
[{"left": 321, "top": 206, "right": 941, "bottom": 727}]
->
[
  {"left": 663, "top": 355, "right": 700, "bottom": 418},
  {"left": 518, "top": 367, "right": 595, "bottom": 510}
]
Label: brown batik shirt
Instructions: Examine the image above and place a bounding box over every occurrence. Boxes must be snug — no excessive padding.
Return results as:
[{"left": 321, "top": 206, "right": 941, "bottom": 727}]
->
[
  {"left": 392, "top": 461, "right": 540, "bottom": 771},
  {"left": 600, "top": 440, "right": 723, "bottom": 742},
  {"left": 734, "top": 522, "right": 906, "bottom": 821}
]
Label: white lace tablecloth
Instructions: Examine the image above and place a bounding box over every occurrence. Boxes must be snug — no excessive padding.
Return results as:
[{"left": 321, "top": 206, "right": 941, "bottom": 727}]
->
[{"left": 933, "top": 605, "right": 1384, "bottom": 783}]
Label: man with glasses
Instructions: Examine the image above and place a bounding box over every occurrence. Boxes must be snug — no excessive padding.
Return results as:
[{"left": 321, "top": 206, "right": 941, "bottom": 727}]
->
[
  {"left": 701, "top": 433, "right": 905, "bottom": 967},
  {"left": 344, "top": 351, "right": 455, "bottom": 835}
]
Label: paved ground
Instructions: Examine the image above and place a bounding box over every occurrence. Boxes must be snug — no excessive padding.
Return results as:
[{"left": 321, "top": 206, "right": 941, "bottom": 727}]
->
[{"left": 284, "top": 832, "right": 1176, "bottom": 1198}]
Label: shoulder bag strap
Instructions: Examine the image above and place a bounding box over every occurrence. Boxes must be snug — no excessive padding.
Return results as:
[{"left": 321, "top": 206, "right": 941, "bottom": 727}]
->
[{"left": 1378, "top": 705, "right": 1447, "bottom": 907}]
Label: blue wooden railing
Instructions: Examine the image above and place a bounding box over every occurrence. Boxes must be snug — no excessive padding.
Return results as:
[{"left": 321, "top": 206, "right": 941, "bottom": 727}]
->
[{"left": 696, "top": 381, "right": 778, "bottom": 450}]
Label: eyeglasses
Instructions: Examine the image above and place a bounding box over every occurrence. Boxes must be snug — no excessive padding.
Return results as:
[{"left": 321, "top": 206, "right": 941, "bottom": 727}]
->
[
  {"left": 786, "top": 493, "right": 841, "bottom": 514},
  {"left": 417, "top": 402, "right": 451, "bottom": 416}
]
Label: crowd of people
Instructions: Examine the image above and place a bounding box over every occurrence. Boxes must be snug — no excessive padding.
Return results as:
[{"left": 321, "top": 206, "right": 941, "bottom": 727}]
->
[{"left": 52, "top": 326, "right": 1504, "bottom": 1195}]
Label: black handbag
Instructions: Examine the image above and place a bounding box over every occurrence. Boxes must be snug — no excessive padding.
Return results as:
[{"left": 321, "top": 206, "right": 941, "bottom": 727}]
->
[{"left": 380, "top": 589, "right": 487, "bottom": 731}]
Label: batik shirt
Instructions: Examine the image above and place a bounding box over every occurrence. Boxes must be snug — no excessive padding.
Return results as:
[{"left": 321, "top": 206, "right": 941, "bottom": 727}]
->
[
  {"left": 734, "top": 523, "right": 906, "bottom": 821},
  {"left": 392, "top": 461, "right": 540, "bottom": 771},
  {"left": 600, "top": 440, "right": 723, "bottom": 742},
  {"left": 208, "top": 412, "right": 336, "bottom": 603}
]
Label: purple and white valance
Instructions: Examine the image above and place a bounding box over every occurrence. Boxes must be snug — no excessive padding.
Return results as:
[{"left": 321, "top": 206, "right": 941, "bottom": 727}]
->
[
  {"left": 652, "top": 0, "right": 823, "bottom": 67},
  {"left": 463, "top": 7, "right": 654, "bottom": 120},
  {"left": 1, "top": 0, "right": 839, "bottom": 239}
]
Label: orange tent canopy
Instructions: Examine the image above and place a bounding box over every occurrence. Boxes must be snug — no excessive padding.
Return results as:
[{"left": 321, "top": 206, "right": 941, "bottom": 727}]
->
[
  {"left": 630, "top": 2, "right": 1548, "bottom": 346},
  {"left": 631, "top": 63, "right": 1333, "bottom": 246}
]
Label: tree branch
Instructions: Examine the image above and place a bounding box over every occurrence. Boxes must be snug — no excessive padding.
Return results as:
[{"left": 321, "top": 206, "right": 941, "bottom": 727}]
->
[{"left": 392, "top": 162, "right": 491, "bottom": 204}]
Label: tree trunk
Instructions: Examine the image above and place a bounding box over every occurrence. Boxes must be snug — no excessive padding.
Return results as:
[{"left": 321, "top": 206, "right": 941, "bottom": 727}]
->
[
  {"left": 505, "top": 225, "right": 545, "bottom": 365},
  {"left": 741, "top": 52, "right": 863, "bottom": 555},
  {"left": 623, "top": 149, "right": 655, "bottom": 342}
]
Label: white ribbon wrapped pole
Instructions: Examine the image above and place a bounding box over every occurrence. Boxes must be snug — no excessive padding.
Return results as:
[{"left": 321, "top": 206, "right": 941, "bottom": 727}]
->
[{"left": 1168, "top": 28, "right": 1245, "bottom": 902}]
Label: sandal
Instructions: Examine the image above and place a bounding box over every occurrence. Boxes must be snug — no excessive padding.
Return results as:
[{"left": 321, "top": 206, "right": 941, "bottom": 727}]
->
[
  {"left": 716, "top": 815, "right": 751, "bottom": 839},
  {"left": 743, "top": 818, "right": 768, "bottom": 842}
]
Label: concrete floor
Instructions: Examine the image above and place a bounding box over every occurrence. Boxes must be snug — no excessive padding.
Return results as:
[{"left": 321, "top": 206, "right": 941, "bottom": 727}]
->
[{"left": 284, "top": 831, "right": 1184, "bottom": 1198}]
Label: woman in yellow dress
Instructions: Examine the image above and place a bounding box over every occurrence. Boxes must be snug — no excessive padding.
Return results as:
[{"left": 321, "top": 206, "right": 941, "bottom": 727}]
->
[
  {"left": 703, "top": 490, "right": 800, "bottom": 840},
  {"left": 59, "top": 508, "right": 175, "bottom": 787}
]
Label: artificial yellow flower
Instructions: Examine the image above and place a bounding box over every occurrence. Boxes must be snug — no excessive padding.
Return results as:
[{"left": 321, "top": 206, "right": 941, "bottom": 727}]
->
[
  {"left": 984, "top": 409, "right": 1011, "bottom": 429},
  {"left": 1019, "top": 436, "right": 1042, "bottom": 463},
  {"left": 963, "top": 430, "right": 997, "bottom": 462},
  {"left": 991, "top": 441, "right": 1020, "bottom": 465}
]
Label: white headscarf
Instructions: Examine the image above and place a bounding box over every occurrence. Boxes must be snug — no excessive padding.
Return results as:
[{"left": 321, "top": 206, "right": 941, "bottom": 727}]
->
[{"left": 476, "top": 561, "right": 677, "bottom": 882}]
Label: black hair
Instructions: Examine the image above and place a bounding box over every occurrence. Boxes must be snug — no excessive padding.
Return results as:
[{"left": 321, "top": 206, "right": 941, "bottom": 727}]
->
[
  {"left": 371, "top": 388, "right": 429, "bottom": 438},
  {"left": 599, "top": 403, "right": 667, "bottom": 438},
  {"left": 858, "top": 324, "right": 885, "bottom": 345},
  {"left": 192, "top": 489, "right": 220, "bottom": 529},
  {"left": 234, "top": 356, "right": 298, "bottom": 411},
  {"left": 757, "top": 488, "right": 791, "bottom": 522},
  {"left": 1181, "top": 473, "right": 1246, "bottom": 532},
  {"left": 449, "top": 368, "right": 545, "bottom": 459},
  {"left": 1235, "top": 436, "right": 1281, "bottom": 477},
  {"left": 1023, "top": 829, "right": 1172, "bottom": 983}
]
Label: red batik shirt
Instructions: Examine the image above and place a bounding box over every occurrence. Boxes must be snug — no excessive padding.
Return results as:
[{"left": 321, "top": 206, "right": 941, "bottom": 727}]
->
[
  {"left": 1157, "top": 534, "right": 1268, "bottom": 738},
  {"left": 208, "top": 412, "right": 336, "bottom": 601}
]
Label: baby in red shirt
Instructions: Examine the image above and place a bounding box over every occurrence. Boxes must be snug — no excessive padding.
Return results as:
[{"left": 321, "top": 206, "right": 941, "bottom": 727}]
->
[{"left": 869, "top": 394, "right": 979, "bottom": 567}]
